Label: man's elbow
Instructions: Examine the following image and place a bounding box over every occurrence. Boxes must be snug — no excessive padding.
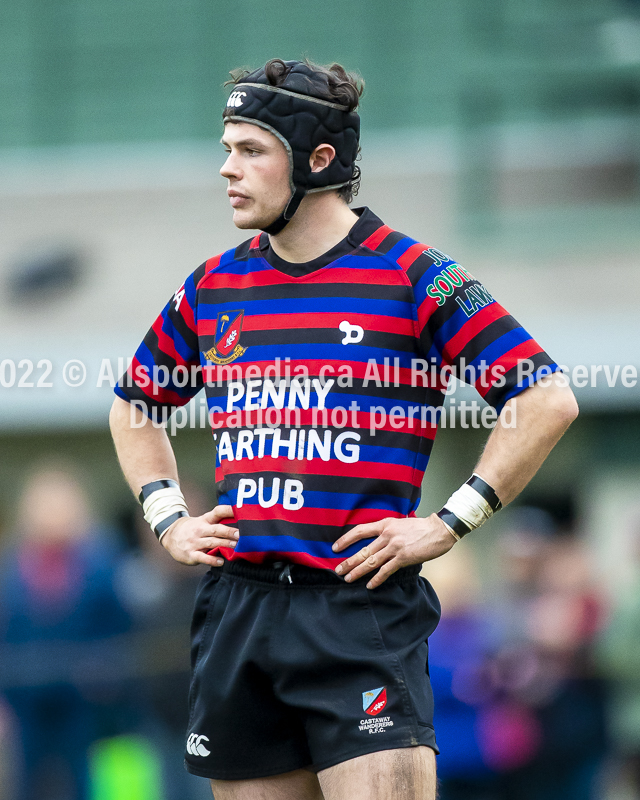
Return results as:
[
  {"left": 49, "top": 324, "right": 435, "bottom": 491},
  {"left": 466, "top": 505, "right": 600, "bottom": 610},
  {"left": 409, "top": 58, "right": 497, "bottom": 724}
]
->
[
  {"left": 109, "top": 395, "right": 132, "bottom": 434},
  {"left": 545, "top": 381, "right": 579, "bottom": 430}
]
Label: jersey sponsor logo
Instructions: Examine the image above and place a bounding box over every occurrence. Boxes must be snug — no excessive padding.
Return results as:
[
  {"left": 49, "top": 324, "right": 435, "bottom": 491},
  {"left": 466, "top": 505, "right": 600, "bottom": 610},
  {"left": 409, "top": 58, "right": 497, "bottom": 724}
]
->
[
  {"left": 455, "top": 283, "right": 495, "bottom": 318},
  {"left": 363, "top": 686, "right": 387, "bottom": 716},
  {"left": 227, "top": 91, "right": 247, "bottom": 108},
  {"left": 203, "top": 310, "right": 248, "bottom": 365},
  {"left": 339, "top": 320, "right": 364, "bottom": 345},
  {"left": 186, "top": 733, "right": 211, "bottom": 757},
  {"left": 426, "top": 263, "right": 474, "bottom": 306}
]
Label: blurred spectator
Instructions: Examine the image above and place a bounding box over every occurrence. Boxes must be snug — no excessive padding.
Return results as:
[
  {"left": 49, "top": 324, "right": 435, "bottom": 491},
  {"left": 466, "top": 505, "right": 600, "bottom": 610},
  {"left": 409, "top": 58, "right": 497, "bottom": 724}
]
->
[
  {"left": 489, "top": 508, "right": 608, "bottom": 800},
  {"left": 425, "top": 544, "right": 502, "bottom": 799},
  {"left": 0, "top": 462, "right": 132, "bottom": 800},
  {"left": 597, "top": 513, "right": 640, "bottom": 798},
  {"left": 428, "top": 505, "right": 609, "bottom": 800},
  {"left": 114, "top": 480, "right": 215, "bottom": 800}
]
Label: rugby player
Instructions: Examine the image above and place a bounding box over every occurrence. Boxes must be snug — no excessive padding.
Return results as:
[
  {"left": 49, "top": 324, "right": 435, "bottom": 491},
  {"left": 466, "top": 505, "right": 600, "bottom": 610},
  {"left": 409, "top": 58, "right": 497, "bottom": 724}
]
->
[{"left": 109, "top": 59, "right": 579, "bottom": 800}]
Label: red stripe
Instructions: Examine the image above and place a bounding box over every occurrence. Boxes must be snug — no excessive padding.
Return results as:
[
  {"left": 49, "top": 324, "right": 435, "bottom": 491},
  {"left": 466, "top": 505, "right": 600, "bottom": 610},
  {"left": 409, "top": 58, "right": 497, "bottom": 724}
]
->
[
  {"left": 201, "top": 312, "right": 414, "bottom": 337},
  {"left": 233, "top": 506, "right": 405, "bottom": 527},
  {"left": 396, "top": 242, "right": 427, "bottom": 272},
  {"left": 475, "top": 340, "right": 545, "bottom": 398},
  {"left": 250, "top": 234, "right": 261, "bottom": 249},
  {"left": 208, "top": 407, "right": 437, "bottom": 438},
  {"left": 217, "top": 457, "right": 423, "bottom": 486},
  {"left": 361, "top": 224, "right": 394, "bottom": 251},
  {"left": 208, "top": 548, "right": 345, "bottom": 571},
  {"left": 152, "top": 316, "right": 182, "bottom": 365},
  {"left": 204, "top": 254, "right": 222, "bottom": 274},
  {"left": 126, "top": 357, "right": 188, "bottom": 407},
  {"left": 443, "top": 303, "right": 511, "bottom": 361},
  {"left": 179, "top": 293, "right": 196, "bottom": 333},
  {"left": 201, "top": 359, "right": 447, "bottom": 392},
  {"left": 201, "top": 266, "right": 404, "bottom": 290}
]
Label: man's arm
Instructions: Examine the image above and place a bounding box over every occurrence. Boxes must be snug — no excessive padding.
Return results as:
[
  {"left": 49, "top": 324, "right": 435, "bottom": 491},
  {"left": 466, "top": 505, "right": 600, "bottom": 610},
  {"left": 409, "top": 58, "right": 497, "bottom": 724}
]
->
[
  {"left": 109, "top": 396, "right": 238, "bottom": 566},
  {"left": 332, "top": 373, "right": 579, "bottom": 588}
]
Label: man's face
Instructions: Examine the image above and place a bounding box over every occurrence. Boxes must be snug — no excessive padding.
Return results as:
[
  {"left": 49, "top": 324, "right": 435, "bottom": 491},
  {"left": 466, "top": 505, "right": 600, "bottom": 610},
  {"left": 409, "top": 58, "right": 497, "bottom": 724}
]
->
[{"left": 220, "top": 121, "right": 292, "bottom": 230}]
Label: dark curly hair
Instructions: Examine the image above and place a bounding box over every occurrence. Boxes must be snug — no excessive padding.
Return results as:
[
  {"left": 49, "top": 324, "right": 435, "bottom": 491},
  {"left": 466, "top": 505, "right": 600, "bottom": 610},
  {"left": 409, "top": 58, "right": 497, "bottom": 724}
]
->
[{"left": 223, "top": 58, "right": 364, "bottom": 204}]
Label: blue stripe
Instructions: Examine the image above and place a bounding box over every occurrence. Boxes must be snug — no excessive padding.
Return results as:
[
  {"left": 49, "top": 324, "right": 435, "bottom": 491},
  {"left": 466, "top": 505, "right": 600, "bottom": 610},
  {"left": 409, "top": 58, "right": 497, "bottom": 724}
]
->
[
  {"left": 383, "top": 237, "right": 418, "bottom": 263},
  {"left": 210, "top": 390, "right": 430, "bottom": 415},
  {"left": 216, "top": 260, "right": 272, "bottom": 275},
  {"left": 233, "top": 535, "right": 376, "bottom": 559},
  {"left": 197, "top": 297, "right": 414, "bottom": 319},
  {"left": 430, "top": 305, "right": 473, "bottom": 358},
  {"left": 134, "top": 342, "right": 198, "bottom": 400},
  {"left": 215, "top": 436, "right": 419, "bottom": 468},
  {"left": 221, "top": 488, "right": 409, "bottom": 513},
  {"left": 231, "top": 342, "right": 414, "bottom": 366},
  {"left": 330, "top": 254, "right": 404, "bottom": 271},
  {"left": 494, "top": 364, "right": 561, "bottom": 413},
  {"left": 160, "top": 307, "right": 197, "bottom": 362},
  {"left": 469, "top": 327, "right": 531, "bottom": 371}
]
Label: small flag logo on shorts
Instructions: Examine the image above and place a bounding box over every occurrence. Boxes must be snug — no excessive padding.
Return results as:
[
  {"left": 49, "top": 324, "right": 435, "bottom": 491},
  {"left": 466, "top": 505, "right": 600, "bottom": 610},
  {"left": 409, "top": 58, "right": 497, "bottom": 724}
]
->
[{"left": 363, "top": 686, "right": 387, "bottom": 716}]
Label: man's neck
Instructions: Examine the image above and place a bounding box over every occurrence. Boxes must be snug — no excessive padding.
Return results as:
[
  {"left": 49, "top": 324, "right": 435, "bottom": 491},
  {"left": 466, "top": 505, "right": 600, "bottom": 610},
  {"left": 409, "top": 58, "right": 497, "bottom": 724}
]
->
[{"left": 267, "top": 193, "right": 359, "bottom": 263}]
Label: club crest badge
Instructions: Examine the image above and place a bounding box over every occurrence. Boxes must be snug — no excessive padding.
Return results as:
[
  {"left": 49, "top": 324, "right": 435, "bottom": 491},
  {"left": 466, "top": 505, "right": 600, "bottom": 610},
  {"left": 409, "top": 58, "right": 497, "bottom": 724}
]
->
[
  {"left": 203, "top": 310, "right": 248, "bottom": 365},
  {"left": 362, "top": 686, "right": 387, "bottom": 716}
]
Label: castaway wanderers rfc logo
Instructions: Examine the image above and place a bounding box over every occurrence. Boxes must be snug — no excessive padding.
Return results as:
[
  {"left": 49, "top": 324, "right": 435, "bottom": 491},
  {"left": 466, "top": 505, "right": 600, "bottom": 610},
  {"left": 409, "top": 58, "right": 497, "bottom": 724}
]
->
[
  {"left": 203, "top": 310, "right": 248, "bottom": 365},
  {"left": 363, "top": 686, "right": 387, "bottom": 716}
]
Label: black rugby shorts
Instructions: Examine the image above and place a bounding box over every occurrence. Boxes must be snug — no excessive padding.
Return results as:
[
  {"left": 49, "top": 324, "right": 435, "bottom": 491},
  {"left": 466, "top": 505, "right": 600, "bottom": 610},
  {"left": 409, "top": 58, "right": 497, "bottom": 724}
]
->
[{"left": 184, "top": 559, "right": 441, "bottom": 780}]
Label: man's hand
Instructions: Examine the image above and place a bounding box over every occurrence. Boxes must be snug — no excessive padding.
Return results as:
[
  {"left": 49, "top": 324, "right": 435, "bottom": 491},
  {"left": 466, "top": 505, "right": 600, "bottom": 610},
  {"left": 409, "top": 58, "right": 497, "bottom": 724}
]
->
[
  {"left": 332, "top": 514, "right": 455, "bottom": 589},
  {"left": 161, "top": 504, "right": 239, "bottom": 567}
]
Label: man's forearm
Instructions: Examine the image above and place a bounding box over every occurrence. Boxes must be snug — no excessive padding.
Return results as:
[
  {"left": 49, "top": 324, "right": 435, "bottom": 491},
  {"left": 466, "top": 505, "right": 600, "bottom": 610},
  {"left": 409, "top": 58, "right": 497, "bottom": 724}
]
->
[
  {"left": 109, "top": 396, "right": 180, "bottom": 497},
  {"left": 474, "top": 373, "right": 579, "bottom": 507}
]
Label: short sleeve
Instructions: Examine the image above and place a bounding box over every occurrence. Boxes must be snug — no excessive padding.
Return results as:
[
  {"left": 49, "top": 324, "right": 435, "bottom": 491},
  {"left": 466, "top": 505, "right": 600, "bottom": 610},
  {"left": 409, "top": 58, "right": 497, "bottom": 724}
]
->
[
  {"left": 407, "top": 247, "right": 560, "bottom": 412},
  {"left": 115, "top": 262, "right": 207, "bottom": 417}
]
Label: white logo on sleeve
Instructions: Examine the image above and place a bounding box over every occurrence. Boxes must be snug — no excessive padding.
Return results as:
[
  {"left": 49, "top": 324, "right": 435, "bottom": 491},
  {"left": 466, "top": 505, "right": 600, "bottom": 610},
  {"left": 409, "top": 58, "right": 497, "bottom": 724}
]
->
[
  {"left": 339, "top": 321, "right": 364, "bottom": 345},
  {"left": 173, "top": 287, "right": 185, "bottom": 311},
  {"left": 227, "top": 91, "right": 247, "bottom": 108},
  {"left": 187, "top": 733, "right": 211, "bottom": 757}
]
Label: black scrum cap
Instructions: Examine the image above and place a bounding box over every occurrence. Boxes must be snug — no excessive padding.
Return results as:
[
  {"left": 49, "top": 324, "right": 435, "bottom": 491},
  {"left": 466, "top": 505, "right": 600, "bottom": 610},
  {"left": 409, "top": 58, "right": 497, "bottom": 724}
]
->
[{"left": 223, "top": 60, "right": 360, "bottom": 235}]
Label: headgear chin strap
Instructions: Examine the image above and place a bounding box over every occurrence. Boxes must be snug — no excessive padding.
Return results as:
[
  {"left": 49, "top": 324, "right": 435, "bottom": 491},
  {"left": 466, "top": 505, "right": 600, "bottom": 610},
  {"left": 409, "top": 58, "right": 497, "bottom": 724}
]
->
[{"left": 223, "top": 61, "right": 360, "bottom": 235}]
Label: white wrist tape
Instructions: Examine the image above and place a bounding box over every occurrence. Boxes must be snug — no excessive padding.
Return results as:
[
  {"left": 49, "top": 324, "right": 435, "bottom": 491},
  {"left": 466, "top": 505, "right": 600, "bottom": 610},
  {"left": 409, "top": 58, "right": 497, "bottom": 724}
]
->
[
  {"left": 142, "top": 486, "right": 189, "bottom": 542},
  {"left": 437, "top": 473, "right": 502, "bottom": 540},
  {"left": 444, "top": 483, "right": 494, "bottom": 530}
]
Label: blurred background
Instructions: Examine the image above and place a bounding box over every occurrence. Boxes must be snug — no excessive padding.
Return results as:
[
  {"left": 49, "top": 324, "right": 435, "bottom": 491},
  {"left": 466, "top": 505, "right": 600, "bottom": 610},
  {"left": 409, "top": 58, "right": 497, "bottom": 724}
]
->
[{"left": 0, "top": 0, "right": 639, "bottom": 797}]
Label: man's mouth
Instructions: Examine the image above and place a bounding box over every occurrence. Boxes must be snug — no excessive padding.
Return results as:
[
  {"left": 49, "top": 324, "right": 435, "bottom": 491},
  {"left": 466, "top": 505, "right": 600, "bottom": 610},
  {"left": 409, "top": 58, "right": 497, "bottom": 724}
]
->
[{"left": 228, "top": 190, "right": 250, "bottom": 208}]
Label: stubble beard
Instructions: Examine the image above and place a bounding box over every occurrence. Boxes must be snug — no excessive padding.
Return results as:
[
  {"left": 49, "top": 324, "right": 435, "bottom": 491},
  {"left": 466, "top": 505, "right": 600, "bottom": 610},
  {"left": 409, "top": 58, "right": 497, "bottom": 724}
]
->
[{"left": 232, "top": 198, "right": 289, "bottom": 231}]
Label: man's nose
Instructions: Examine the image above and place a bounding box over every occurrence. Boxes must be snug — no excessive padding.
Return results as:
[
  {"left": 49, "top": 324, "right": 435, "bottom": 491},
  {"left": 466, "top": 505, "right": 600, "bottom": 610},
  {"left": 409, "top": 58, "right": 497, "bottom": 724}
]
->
[{"left": 220, "top": 152, "right": 242, "bottom": 180}]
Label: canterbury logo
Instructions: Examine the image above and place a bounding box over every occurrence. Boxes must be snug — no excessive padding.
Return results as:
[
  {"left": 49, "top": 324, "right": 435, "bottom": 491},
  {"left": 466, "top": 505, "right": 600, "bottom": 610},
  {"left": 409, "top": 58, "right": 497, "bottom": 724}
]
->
[
  {"left": 187, "top": 733, "right": 211, "bottom": 757},
  {"left": 339, "top": 320, "right": 364, "bottom": 345},
  {"left": 227, "top": 91, "right": 247, "bottom": 108}
]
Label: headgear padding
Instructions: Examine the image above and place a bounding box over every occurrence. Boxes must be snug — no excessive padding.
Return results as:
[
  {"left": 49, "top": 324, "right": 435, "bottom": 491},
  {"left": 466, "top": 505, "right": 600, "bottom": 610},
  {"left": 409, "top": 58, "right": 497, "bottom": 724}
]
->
[{"left": 223, "top": 61, "right": 360, "bottom": 234}]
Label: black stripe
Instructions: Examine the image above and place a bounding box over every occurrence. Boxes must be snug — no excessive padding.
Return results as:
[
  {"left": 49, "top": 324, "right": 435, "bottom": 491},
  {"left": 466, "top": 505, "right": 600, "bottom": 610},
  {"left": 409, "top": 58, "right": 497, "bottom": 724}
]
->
[
  {"left": 466, "top": 474, "right": 502, "bottom": 512},
  {"left": 138, "top": 478, "right": 180, "bottom": 505},
  {"left": 437, "top": 509, "right": 472, "bottom": 538},
  {"left": 483, "top": 353, "right": 556, "bottom": 409},
  {"left": 216, "top": 471, "right": 419, "bottom": 501},
  {"left": 234, "top": 327, "right": 419, "bottom": 353},
  {"left": 154, "top": 510, "right": 188, "bottom": 539},
  {"left": 369, "top": 230, "right": 407, "bottom": 255},
  {"left": 197, "top": 281, "right": 414, "bottom": 305},
  {"left": 452, "top": 317, "right": 520, "bottom": 370}
]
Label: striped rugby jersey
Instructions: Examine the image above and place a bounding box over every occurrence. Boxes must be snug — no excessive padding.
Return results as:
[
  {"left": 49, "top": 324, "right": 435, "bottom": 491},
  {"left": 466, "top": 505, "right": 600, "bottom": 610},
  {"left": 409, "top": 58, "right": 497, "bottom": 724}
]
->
[{"left": 116, "top": 207, "right": 558, "bottom": 569}]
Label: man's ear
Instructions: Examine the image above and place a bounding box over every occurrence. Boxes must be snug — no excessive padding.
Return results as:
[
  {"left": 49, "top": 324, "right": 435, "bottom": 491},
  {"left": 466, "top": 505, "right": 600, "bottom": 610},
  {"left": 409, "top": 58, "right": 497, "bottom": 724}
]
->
[{"left": 309, "top": 144, "right": 336, "bottom": 173}]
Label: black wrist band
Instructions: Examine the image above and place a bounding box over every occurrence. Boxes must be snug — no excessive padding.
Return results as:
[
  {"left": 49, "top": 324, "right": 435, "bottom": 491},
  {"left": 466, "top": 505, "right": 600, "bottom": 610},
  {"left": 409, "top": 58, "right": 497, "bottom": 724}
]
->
[
  {"left": 153, "top": 510, "right": 188, "bottom": 540},
  {"left": 437, "top": 508, "right": 472, "bottom": 538},
  {"left": 466, "top": 474, "right": 502, "bottom": 512},
  {"left": 138, "top": 479, "right": 180, "bottom": 505}
]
